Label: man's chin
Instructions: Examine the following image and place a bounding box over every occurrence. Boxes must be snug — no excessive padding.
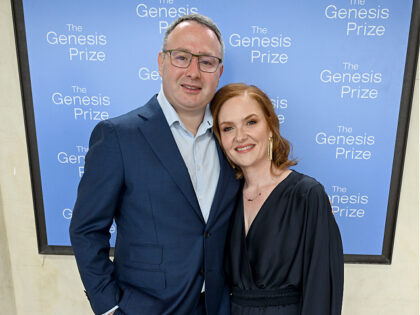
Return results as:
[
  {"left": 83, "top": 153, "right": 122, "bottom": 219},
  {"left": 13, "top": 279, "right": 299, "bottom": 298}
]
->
[{"left": 175, "top": 99, "right": 208, "bottom": 112}]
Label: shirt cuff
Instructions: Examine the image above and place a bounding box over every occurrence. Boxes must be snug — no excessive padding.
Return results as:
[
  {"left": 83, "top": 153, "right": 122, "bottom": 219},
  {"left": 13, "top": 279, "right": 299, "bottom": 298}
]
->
[{"left": 102, "top": 305, "right": 119, "bottom": 315}]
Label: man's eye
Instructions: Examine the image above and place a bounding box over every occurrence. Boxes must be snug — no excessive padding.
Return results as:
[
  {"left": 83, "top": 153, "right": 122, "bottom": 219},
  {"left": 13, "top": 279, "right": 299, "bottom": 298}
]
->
[
  {"left": 175, "top": 55, "right": 187, "bottom": 61},
  {"left": 200, "top": 59, "right": 213, "bottom": 66},
  {"left": 200, "top": 57, "right": 216, "bottom": 66}
]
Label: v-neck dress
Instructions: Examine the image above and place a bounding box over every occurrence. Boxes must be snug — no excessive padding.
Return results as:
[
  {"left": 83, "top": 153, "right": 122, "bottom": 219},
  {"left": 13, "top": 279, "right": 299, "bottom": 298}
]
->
[{"left": 226, "top": 171, "right": 344, "bottom": 315}]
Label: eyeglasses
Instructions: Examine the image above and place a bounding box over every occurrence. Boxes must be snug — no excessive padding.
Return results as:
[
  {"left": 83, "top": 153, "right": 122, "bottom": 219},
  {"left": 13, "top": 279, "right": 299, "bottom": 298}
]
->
[{"left": 163, "top": 49, "right": 222, "bottom": 73}]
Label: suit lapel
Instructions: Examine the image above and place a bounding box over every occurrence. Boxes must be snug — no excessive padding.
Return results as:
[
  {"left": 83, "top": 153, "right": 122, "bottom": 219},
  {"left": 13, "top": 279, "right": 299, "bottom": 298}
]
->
[
  {"left": 207, "top": 142, "right": 239, "bottom": 225},
  {"left": 136, "top": 97, "right": 204, "bottom": 222}
]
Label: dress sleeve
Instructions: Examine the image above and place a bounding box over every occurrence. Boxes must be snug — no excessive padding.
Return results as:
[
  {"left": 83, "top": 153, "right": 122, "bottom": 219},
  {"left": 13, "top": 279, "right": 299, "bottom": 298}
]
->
[{"left": 301, "top": 184, "right": 344, "bottom": 315}]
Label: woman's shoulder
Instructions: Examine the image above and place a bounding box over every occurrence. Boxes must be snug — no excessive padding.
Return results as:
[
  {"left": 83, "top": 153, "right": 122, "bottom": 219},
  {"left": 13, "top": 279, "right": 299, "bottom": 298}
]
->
[{"left": 288, "top": 170, "right": 326, "bottom": 197}]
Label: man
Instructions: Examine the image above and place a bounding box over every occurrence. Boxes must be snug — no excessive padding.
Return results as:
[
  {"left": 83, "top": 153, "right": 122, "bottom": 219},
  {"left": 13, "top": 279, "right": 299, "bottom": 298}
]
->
[{"left": 69, "top": 14, "right": 239, "bottom": 315}]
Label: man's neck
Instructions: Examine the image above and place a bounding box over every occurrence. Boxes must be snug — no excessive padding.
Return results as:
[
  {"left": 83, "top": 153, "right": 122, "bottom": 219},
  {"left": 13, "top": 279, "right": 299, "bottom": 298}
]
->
[
  {"left": 157, "top": 88, "right": 208, "bottom": 136},
  {"left": 177, "top": 109, "right": 206, "bottom": 136}
]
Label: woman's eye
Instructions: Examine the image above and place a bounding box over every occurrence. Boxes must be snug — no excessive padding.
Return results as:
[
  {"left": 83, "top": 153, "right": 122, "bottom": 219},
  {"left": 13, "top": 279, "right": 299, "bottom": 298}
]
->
[
  {"left": 222, "top": 126, "right": 233, "bottom": 132},
  {"left": 247, "top": 120, "right": 257, "bottom": 125}
]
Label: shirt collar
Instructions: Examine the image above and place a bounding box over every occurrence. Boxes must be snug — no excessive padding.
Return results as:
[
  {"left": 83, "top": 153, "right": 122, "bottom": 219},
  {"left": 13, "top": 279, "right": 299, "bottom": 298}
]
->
[{"left": 157, "top": 86, "right": 214, "bottom": 133}]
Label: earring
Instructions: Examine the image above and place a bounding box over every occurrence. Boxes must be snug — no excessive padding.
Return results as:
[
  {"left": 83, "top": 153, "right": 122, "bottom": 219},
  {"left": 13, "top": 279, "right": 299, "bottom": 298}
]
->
[{"left": 268, "top": 137, "right": 273, "bottom": 161}]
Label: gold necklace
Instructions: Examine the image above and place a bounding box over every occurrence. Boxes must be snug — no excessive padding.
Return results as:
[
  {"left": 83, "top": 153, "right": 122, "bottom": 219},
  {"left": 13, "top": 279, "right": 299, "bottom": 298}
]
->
[
  {"left": 245, "top": 192, "right": 261, "bottom": 202},
  {"left": 244, "top": 169, "right": 287, "bottom": 202}
]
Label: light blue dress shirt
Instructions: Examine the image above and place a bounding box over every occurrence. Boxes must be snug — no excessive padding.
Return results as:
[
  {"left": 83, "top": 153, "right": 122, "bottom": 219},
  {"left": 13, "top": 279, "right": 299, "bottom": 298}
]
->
[{"left": 157, "top": 87, "right": 220, "bottom": 223}]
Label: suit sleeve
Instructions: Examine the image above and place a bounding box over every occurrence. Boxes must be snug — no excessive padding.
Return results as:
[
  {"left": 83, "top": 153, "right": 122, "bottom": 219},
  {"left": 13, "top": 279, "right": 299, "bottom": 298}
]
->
[
  {"left": 301, "top": 184, "right": 344, "bottom": 315},
  {"left": 69, "top": 120, "right": 124, "bottom": 314}
]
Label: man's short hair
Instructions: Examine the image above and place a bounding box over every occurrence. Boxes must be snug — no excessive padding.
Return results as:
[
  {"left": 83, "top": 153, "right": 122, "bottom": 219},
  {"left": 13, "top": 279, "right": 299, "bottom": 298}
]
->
[{"left": 162, "top": 13, "right": 225, "bottom": 61}]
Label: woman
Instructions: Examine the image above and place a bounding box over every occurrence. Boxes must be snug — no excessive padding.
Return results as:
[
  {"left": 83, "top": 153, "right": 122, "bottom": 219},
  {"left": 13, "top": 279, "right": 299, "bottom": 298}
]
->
[{"left": 210, "top": 83, "right": 344, "bottom": 315}]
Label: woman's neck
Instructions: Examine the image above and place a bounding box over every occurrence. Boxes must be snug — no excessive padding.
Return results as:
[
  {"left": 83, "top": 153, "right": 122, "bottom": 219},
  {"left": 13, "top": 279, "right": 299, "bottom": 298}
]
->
[{"left": 242, "top": 160, "right": 282, "bottom": 190}]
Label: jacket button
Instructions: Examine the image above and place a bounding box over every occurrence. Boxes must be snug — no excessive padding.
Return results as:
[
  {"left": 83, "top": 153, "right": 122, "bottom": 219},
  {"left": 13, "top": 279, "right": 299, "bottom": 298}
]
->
[
  {"left": 200, "top": 269, "right": 205, "bottom": 276},
  {"left": 205, "top": 232, "right": 211, "bottom": 238}
]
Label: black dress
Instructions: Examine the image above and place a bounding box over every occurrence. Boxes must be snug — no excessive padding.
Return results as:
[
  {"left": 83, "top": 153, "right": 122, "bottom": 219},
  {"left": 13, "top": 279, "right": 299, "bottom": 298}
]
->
[{"left": 227, "top": 170, "right": 344, "bottom": 315}]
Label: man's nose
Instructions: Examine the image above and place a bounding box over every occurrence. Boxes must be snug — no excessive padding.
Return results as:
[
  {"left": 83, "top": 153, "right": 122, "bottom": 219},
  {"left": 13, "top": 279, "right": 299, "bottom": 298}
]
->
[{"left": 185, "top": 56, "right": 201, "bottom": 78}]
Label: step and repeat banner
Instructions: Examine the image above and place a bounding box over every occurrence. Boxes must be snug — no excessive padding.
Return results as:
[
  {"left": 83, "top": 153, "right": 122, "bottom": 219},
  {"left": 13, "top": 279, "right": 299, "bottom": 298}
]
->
[{"left": 13, "top": 0, "right": 417, "bottom": 262}]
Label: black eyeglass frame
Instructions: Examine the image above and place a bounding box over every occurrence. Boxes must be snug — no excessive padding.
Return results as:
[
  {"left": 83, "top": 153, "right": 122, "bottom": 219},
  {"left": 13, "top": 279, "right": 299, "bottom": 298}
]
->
[{"left": 162, "top": 49, "right": 223, "bottom": 73}]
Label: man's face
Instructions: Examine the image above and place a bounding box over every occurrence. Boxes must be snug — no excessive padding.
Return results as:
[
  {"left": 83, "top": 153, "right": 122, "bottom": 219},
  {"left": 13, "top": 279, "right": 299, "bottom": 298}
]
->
[{"left": 158, "top": 21, "right": 224, "bottom": 115}]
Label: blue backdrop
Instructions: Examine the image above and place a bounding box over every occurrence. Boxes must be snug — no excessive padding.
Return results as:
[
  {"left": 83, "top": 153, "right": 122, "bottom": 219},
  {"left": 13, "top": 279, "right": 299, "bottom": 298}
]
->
[{"left": 21, "top": 0, "right": 413, "bottom": 255}]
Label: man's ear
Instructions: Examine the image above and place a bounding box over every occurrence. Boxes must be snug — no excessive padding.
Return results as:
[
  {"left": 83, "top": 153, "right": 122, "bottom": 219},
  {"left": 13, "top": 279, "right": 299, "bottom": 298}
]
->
[
  {"left": 219, "top": 64, "right": 224, "bottom": 78},
  {"left": 158, "top": 51, "right": 164, "bottom": 76}
]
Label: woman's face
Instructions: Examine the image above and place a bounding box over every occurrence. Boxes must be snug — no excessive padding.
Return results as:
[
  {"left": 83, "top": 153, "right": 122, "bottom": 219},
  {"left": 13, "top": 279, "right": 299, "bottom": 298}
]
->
[{"left": 217, "top": 95, "right": 272, "bottom": 170}]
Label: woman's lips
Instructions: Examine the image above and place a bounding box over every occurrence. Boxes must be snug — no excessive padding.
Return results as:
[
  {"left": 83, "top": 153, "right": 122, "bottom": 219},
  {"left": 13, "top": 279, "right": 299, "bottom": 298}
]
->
[{"left": 235, "top": 144, "right": 255, "bottom": 153}]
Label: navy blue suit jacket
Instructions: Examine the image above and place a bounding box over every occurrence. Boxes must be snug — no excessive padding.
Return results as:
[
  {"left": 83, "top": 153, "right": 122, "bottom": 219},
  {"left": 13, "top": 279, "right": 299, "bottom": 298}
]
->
[{"left": 69, "top": 96, "right": 240, "bottom": 315}]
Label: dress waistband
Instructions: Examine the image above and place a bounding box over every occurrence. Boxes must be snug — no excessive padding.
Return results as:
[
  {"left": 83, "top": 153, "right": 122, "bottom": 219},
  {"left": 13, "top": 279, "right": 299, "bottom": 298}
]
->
[{"left": 231, "top": 287, "right": 301, "bottom": 307}]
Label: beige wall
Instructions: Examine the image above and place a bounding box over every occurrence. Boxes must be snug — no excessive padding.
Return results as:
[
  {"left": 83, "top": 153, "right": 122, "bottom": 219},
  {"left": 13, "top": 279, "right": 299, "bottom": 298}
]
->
[{"left": 0, "top": 0, "right": 418, "bottom": 314}]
